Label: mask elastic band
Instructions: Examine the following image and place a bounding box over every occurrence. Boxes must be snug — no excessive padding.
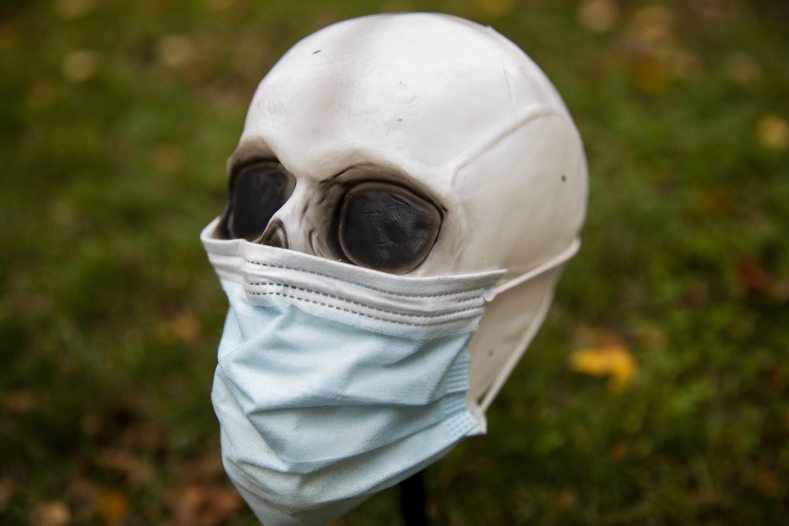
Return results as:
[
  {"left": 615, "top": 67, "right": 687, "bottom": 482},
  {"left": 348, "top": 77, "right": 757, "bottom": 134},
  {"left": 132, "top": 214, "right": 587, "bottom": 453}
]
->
[
  {"left": 479, "top": 237, "right": 581, "bottom": 411},
  {"left": 485, "top": 237, "right": 581, "bottom": 301},
  {"left": 480, "top": 288, "right": 555, "bottom": 412}
]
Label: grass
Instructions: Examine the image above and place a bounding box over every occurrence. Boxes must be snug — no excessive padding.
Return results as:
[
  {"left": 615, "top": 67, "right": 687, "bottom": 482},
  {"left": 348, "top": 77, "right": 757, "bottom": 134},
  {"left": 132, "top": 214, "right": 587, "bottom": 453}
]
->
[{"left": 1, "top": 0, "right": 788, "bottom": 524}]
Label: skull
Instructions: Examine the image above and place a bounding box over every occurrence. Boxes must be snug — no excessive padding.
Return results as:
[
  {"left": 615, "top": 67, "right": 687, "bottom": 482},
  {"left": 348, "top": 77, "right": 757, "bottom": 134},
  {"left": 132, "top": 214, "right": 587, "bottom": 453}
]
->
[{"left": 217, "top": 13, "right": 587, "bottom": 407}]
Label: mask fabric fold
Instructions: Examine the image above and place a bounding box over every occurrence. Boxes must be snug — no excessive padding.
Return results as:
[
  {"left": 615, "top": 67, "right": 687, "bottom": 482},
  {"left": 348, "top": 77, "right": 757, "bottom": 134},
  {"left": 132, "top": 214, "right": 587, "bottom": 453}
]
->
[{"left": 201, "top": 219, "right": 504, "bottom": 526}]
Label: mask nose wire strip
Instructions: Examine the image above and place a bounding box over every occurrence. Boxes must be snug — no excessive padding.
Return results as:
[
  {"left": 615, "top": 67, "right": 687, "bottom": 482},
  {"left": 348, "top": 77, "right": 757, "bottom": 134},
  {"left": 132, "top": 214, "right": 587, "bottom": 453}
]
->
[
  {"left": 484, "top": 238, "right": 581, "bottom": 302},
  {"left": 479, "top": 288, "right": 555, "bottom": 412}
]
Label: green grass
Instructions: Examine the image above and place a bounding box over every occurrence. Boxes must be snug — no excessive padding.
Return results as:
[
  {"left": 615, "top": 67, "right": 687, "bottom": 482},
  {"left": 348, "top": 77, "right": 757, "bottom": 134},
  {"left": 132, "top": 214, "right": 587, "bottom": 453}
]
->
[{"left": 1, "top": 0, "right": 788, "bottom": 524}]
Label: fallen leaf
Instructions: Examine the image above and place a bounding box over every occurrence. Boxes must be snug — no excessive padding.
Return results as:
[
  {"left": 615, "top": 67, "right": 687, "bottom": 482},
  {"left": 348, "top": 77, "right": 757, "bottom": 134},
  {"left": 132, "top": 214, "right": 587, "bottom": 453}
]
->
[
  {"left": 157, "top": 311, "right": 200, "bottom": 344},
  {"left": 175, "top": 454, "right": 226, "bottom": 484},
  {"left": 28, "top": 82, "right": 57, "bottom": 111},
  {"left": 753, "top": 469, "right": 780, "bottom": 497},
  {"left": 701, "top": 186, "right": 729, "bottom": 215},
  {"left": 66, "top": 479, "right": 98, "bottom": 523},
  {"left": 62, "top": 50, "right": 97, "bottom": 83},
  {"left": 478, "top": 0, "right": 513, "bottom": 17},
  {"left": 32, "top": 501, "right": 71, "bottom": 526},
  {"left": 609, "top": 440, "right": 630, "bottom": 461},
  {"left": 156, "top": 35, "right": 196, "bottom": 69},
  {"left": 0, "top": 477, "right": 14, "bottom": 513},
  {"left": 96, "top": 491, "right": 128, "bottom": 525},
  {"left": 555, "top": 488, "right": 576, "bottom": 508},
  {"left": 96, "top": 448, "right": 152, "bottom": 486},
  {"left": 738, "top": 258, "right": 789, "bottom": 301},
  {"left": 577, "top": 0, "right": 619, "bottom": 33},
  {"left": 628, "top": 59, "right": 666, "bottom": 93},
  {"left": 151, "top": 145, "right": 184, "bottom": 174},
  {"left": 0, "top": 23, "right": 20, "bottom": 51},
  {"left": 2, "top": 390, "right": 36, "bottom": 413},
  {"left": 756, "top": 114, "right": 789, "bottom": 149},
  {"left": 165, "top": 485, "right": 244, "bottom": 526},
  {"left": 628, "top": 4, "right": 673, "bottom": 48},
  {"left": 81, "top": 412, "right": 102, "bottom": 436},
  {"left": 569, "top": 343, "right": 637, "bottom": 391},
  {"left": 56, "top": 0, "right": 97, "bottom": 19},
  {"left": 666, "top": 49, "right": 703, "bottom": 81},
  {"left": 726, "top": 53, "right": 763, "bottom": 89},
  {"left": 205, "top": 0, "right": 236, "bottom": 12}
]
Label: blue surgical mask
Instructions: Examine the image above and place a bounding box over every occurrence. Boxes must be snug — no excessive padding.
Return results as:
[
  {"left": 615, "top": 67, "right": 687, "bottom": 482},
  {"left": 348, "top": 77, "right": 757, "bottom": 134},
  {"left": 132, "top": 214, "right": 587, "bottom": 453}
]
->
[{"left": 202, "top": 218, "right": 566, "bottom": 525}]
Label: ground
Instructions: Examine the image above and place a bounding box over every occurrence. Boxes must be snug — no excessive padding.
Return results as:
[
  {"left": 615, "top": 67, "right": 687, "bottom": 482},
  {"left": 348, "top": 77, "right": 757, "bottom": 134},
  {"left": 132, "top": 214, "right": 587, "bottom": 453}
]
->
[{"left": 1, "top": 0, "right": 788, "bottom": 524}]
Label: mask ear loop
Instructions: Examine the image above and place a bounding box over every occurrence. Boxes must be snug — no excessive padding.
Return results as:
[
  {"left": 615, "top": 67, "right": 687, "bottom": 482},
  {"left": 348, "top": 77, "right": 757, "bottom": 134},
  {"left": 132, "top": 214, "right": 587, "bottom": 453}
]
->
[{"left": 479, "top": 238, "right": 581, "bottom": 412}]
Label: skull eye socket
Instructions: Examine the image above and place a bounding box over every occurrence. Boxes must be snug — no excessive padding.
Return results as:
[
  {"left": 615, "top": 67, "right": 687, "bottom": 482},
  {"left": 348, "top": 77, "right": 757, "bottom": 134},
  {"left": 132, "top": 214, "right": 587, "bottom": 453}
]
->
[
  {"left": 220, "top": 162, "right": 295, "bottom": 241},
  {"left": 337, "top": 182, "right": 441, "bottom": 274}
]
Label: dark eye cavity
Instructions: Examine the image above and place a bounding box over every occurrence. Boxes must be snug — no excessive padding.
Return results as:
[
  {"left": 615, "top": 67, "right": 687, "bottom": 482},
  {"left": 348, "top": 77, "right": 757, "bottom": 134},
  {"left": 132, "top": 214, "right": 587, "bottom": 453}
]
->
[
  {"left": 338, "top": 182, "right": 441, "bottom": 274},
  {"left": 219, "top": 162, "right": 295, "bottom": 241}
]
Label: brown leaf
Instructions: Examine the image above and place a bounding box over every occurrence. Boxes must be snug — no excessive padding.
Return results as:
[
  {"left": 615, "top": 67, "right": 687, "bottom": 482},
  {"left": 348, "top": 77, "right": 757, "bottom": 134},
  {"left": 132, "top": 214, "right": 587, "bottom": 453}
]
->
[
  {"left": 175, "top": 454, "right": 226, "bottom": 484},
  {"left": 577, "top": 0, "right": 619, "bottom": 33},
  {"left": 726, "top": 53, "right": 763, "bottom": 89},
  {"left": 628, "top": 5, "right": 673, "bottom": 48},
  {"left": 156, "top": 35, "right": 196, "bottom": 69},
  {"left": 1, "top": 390, "right": 36, "bottom": 414},
  {"left": 609, "top": 440, "right": 630, "bottom": 461},
  {"left": 555, "top": 488, "right": 577, "bottom": 508},
  {"left": 738, "top": 258, "right": 789, "bottom": 302},
  {"left": 752, "top": 469, "right": 780, "bottom": 497},
  {"left": 31, "top": 501, "right": 71, "bottom": 526},
  {"left": 151, "top": 145, "right": 185, "bottom": 175},
  {"left": 96, "top": 448, "right": 152, "bottom": 486},
  {"left": 96, "top": 491, "right": 129, "bottom": 525},
  {"left": 165, "top": 485, "right": 244, "bottom": 526},
  {"left": 157, "top": 311, "right": 201, "bottom": 344},
  {"left": 0, "top": 477, "right": 15, "bottom": 513},
  {"left": 66, "top": 479, "right": 98, "bottom": 523}
]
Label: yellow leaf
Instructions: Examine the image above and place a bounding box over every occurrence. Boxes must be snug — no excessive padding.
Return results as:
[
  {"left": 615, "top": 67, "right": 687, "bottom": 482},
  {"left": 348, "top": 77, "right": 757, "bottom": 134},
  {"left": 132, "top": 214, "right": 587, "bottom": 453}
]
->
[
  {"left": 756, "top": 114, "right": 789, "bottom": 149},
  {"left": 478, "top": 0, "right": 513, "bottom": 17},
  {"left": 96, "top": 491, "right": 128, "bottom": 525},
  {"left": 569, "top": 343, "right": 637, "bottom": 391}
]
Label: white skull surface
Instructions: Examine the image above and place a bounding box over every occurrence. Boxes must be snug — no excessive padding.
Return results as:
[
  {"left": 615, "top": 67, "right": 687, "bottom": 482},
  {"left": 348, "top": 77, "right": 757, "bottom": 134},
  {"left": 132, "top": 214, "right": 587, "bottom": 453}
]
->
[{"left": 219, "top": 12, "right": 587, "bottom": 408}]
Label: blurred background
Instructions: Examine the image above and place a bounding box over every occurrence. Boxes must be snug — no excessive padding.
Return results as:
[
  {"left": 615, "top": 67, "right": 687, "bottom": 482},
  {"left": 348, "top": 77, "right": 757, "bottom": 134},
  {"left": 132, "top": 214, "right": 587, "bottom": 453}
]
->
[{"left": 1, "top": 0, "right": 788, "bottom": 524}]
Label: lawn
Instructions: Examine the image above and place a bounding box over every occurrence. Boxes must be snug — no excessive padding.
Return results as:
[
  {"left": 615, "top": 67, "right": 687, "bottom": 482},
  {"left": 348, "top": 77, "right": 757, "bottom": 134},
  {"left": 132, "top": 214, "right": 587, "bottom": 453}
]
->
[{"left": 1, "top": 0, "right": 788, "bottom": 524}]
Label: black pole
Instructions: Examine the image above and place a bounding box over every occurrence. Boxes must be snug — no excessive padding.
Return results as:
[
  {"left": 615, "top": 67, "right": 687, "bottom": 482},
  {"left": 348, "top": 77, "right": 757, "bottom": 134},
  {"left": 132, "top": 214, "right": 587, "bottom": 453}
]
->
[{"left": 398, "top": 470, "right": 428, "bottom": 526}]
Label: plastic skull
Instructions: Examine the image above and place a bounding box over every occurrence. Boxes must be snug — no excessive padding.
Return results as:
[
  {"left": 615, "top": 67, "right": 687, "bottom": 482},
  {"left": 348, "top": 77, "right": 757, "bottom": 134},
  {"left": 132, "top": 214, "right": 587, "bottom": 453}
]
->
[
  {"left": 211, "top": 11, "right": 587, "bottom": 523},
  {"left": 219, "top": 12, "right": 587, "bottom": 403}
]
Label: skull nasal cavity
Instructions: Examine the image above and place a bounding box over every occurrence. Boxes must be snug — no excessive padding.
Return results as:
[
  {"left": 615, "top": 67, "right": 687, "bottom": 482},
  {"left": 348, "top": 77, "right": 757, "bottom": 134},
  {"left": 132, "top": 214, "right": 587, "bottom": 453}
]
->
[{"left": 260, "top": 220, "right": 289, "bottom": 249}]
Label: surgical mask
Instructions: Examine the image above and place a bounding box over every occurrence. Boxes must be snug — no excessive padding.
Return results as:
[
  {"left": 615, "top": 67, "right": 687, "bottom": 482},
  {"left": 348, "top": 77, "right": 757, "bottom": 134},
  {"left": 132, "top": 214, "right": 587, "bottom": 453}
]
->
[{"left": 201, "top": 218, "right": 577, "bottom": 526}]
